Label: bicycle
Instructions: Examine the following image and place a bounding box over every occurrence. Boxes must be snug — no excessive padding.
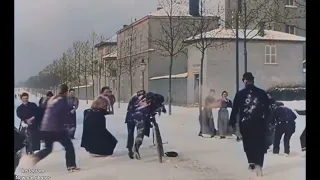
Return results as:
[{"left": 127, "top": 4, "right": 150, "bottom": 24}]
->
[{"left": 149, "top": 111, "right": 167, "bottom": 163}]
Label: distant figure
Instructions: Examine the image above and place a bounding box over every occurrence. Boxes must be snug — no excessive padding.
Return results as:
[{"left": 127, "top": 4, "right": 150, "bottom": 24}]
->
[
  {"left": 217, "top": 91, "right": 233, "bottom": 139},
  {"left": 102, "top": 87, "right": 115, "bottom": 114},
  {"left": 269, "top": 103, "right": 297, "bottom": 155},
  {"left": 205, "top": 89, "right": 215, "bottom": 105},
  {"left": 15, "top": 94, "right": 17, "bottom": 99},
  {"left": 199, "top": 96, "right": 216, "bottom": 138},
  {"left": 81, "top": 100, "right": 117, "bottom": 156},
  {"left": 229, "top": 72, "right": 270, "bottom": 176},
  {"left": 16, "top": 92, "right": 41, "bottom": 154},
  {"left": 24, "top": 84, "right": 80, "bottom": 172},
  {"left": 67, "top": 89, "right": 79, "bottom": 139}
]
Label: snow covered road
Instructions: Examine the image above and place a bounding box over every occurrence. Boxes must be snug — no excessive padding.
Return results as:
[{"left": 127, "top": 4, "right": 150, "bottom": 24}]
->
[{"left": 14, "top": 90, "right": 305, "bottom": 180}]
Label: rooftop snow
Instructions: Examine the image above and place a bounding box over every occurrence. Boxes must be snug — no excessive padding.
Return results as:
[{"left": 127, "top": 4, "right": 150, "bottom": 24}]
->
[
  {"left": 106, "top": 35, "right": 117, "bottom": 43},
  {"left": 150, "top": 72, "right": 188, "bottom": 80},
  {"left": 185, "top": 28, "right": 306, "bottom": 42},
  {"left": 103, "top": 51, "right": 117, "bottom": 59}
]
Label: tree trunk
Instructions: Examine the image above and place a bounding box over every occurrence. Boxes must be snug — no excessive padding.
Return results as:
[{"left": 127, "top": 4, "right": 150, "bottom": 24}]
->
[
  {"left": 130, "top": 71, "right": 133, "bottom": 95},
  {"left": 117, "top": 75, "right": 121, "bottom": 108},
  {"left": 85, "top": 77, "right": 88, "bottom": 104},
  {"left": 168, "top": 55, "right": 173, "bottom": 115},
  {"left": 91, "top": 74, "right": 95, "bottom": 99},
  {"left": 199, "top": 50, "right": 205, "bottom": 114}
]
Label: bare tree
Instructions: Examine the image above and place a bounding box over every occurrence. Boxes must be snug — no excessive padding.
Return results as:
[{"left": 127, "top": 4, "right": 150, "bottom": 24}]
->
[
  {"left": 88, "top": 32, "right": 100, "bottom": 99},
  {"left": 224, "top": 0, "right": 275, "bottom": 72},
  {"left": 149, "top": 0, "right": 190, "bottom": 115},
  {"left": 267, "top": 0, "right": 306, "bottom": 31},
  {"left": 73, "top": 41, "right": 84, "bottom": 97},
  {"left": 112, "top": 42, "right": 127, "bottom": 108},
  {"left": 80, "top": 41, "right": 90, "bottom": 103},
  {"left": 185, "top": 0, "right": 223, "bottom": 113},
  {"left": 122, "top": 25, "right": 142, "bottom": 95}
]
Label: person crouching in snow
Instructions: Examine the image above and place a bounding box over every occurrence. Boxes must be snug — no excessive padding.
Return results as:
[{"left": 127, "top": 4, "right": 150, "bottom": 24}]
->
[
  {"left": 125, "top": 90, "right": 148, "bottom": 159},
  {"left": 268, "top": 102, "right": 297, "bottom": 156}
]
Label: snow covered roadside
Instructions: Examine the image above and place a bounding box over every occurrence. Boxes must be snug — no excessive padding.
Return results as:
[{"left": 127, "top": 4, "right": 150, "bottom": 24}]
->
[{"left": 15, "top": 90, "right": 305, "bottom": 180}]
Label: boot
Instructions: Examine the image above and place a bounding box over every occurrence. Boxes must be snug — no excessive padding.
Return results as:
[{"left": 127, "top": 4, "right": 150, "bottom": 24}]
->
[{"left": 128, "top": 149, "right": 134, "bottom": 159}]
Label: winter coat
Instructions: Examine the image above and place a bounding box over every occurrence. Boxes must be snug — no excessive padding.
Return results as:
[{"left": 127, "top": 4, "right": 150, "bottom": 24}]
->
[
  {"left": 67, "top": 96, "right": 79, "bottom": 111},
  {"left": 40, "top": 95, "right": 70, "bottom": 132},
  {"left": 229, "top": 84, "right": 270, "bottom": 128},
  {"left": 268, "top": 106, "right": 297, "bottom": 126},
  {"left": 16, "top": 102, "right": 40, "bottom": 128}
]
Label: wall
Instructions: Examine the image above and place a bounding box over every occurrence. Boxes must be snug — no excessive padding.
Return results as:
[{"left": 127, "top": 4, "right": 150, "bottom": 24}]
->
[
  {"left": 74, "top": 86, "right": 95, "bottom": 100},
  {"left": 149, "top": 78, "right": 188, "bottom": 106},
  {"left": 187, "top": 39, "right": 305, "bottom": 104}
]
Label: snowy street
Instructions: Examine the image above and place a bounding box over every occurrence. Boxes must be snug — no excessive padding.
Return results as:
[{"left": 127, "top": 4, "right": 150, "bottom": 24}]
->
[{"left": 14, "top": 91, "right": 305, "bottom": 180}]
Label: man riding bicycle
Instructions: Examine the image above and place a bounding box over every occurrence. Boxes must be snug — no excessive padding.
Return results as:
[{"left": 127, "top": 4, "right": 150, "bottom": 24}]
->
[{"left": 125, "top": 90, "right": 166, "bottom": 160}]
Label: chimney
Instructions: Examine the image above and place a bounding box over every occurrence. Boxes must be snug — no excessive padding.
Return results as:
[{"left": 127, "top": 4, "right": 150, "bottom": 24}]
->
[
  {"left": 157, "top": 6, "right": 162, "bottom": 11},
  {"left": 123, "top": 25, "right": 127, "bottom": 28},
  {"left": 258, "top": 22, "right": 265, "bottom": 36},
  {"left": 189, "top": 0, "right": 200, "bottom": 17}
]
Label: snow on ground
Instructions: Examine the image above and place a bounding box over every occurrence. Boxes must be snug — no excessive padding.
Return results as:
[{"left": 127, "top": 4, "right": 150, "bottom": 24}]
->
[{"left": 15, "top": 89, "right": 305, "bottom": 180}]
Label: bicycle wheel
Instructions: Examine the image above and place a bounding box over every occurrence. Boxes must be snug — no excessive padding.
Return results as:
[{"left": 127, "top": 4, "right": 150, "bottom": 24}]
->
[{"left": 153, "top": 122, "right": 164, "bottom": 163}]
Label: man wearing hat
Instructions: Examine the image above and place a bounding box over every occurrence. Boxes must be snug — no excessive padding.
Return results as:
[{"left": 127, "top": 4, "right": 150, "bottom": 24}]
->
[
  {"left": 268, "top": 102, "right": 297, "bottom": 156},
  {"left": 229, "top": 72, "right": 270, "bottom": 177}
]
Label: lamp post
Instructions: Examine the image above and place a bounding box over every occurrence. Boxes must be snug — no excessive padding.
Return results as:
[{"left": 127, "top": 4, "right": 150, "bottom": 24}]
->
[{"left": 140, "top": 59, "right": 147, "bottom": 90}]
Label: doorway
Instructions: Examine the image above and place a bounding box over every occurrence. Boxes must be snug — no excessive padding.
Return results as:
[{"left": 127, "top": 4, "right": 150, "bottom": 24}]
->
[{"left": 194, "top": 74, "right": 200, "bottom": 103}]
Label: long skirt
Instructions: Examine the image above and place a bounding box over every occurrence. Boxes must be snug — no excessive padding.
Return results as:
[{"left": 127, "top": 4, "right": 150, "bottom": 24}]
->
[{"left": 217, "top": 108, "right": 232, "bottom": 136}]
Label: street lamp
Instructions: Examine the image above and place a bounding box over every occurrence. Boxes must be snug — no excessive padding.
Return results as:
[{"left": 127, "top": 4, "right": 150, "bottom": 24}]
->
[{"left": 140, "top": 59, "right": 147, "bottom": 90}]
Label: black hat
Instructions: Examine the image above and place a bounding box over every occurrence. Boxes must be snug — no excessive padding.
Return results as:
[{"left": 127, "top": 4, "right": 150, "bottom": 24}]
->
[
  {"left": 242, "top": 72, "right": 254, "bottom": 81},
  {"left": 46, "top": 91, "right": 53, "bottom": 97}
]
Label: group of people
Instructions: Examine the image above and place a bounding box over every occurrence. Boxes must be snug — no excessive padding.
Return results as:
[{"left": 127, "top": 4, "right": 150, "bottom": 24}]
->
[
  {"left": 199, "top": 72, "right": 306, "bottom": 177},
  {"left": 14, "top": 72, "right": 305, "bottom": 178},
  {"left": 15, "top": 87, "right": 81, "bottom": 176},
  {"left": 14, "top": 84, "right": 166, "bottom": 177}
]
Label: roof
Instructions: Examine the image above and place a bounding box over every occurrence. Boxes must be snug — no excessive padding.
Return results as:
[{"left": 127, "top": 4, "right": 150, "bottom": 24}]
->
[
  {"left": 185, "top": 28, "right": 306, "bottom": 42},
  {"left": 94, "top": 35, "right": 117, "bottom": 48},
  {"left": 150, "top": 72, "right": 188, "bottom": 80},
  {"left": 118, "top": 0, "right": 218, "bottom": 33},
  {"left": 102, "top": 51, "right": 117, "bottom": 59}
]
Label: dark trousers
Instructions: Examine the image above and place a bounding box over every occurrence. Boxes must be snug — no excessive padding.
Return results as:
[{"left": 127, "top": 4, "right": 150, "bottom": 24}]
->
[
  {"left": 126, "top": 120, "right": 145, "bottom": 151},
  {"left": 273, "top": 123, "right": 295, "bottom": 154},
  {"left": 300, "top": 127, "right": 306, "bottom": 150},
  {"left": 199, "top": 119, "right": 202, "bottom": 134},
  {"left": 240, "top": 123, "right": 266, "bottom": 167},
  {"left": 35, "top": 131, "right": 76, "bottom": 168}
]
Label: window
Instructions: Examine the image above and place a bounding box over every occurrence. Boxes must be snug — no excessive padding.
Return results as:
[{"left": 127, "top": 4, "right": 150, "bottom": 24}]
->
[
  {"left": 286, "top": 0, "right": 295, "bottom": 6},
  {"left": 285, "top": 25, "right": 295, "bottom": 34},
  {"left": 265, "top": 45, "right": 277, "bottom": 64}
]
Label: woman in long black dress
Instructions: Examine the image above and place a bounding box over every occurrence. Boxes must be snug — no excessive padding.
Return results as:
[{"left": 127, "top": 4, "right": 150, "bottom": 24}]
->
[{"left": 81, "top": 100, "right": 118, "bottom": 156}]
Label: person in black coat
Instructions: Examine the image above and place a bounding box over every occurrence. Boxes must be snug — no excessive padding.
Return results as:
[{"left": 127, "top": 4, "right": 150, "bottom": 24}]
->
[
  {"left": 81, "top": 100, "right": 117, "bottom": 156},
  {"left": 229, "top": 72, "right": 270, "bottom": 176},
  {"left": 16, "top": 92, "right": 40, "bottom": 154},
  {"left": 268, "top": 103, "right": 297, "bottom": 155}
]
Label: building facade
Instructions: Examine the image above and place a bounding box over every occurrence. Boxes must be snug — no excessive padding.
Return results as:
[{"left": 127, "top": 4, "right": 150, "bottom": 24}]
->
[
  {"left": 116, "top": 3, "right": 219, "bottom": 102},
  {"left": 185, "top": 29, "right": 305, "bottom": 104}
]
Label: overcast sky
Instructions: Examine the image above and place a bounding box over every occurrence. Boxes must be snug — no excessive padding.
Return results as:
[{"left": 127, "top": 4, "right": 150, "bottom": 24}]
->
[{"left": 14, "top": 0, "right": 158, "bottom": 83}]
